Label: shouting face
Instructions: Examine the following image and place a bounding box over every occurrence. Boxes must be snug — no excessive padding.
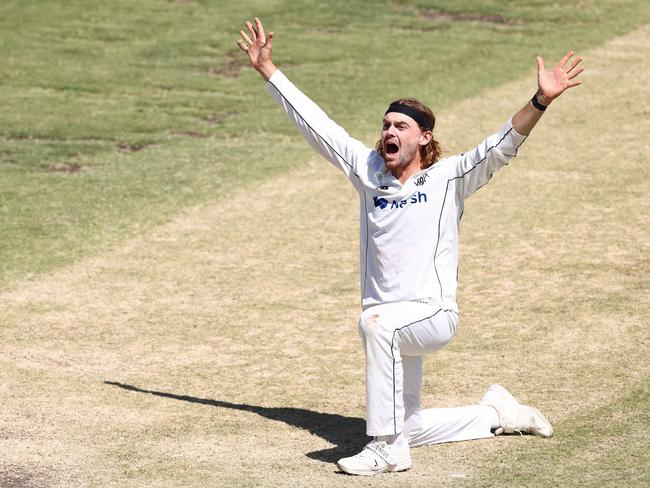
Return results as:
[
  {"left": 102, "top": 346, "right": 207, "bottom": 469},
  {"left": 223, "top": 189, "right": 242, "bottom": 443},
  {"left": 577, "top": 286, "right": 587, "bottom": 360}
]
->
[{"left": 381, "top": 112, "right": 432, "bottom": 180}]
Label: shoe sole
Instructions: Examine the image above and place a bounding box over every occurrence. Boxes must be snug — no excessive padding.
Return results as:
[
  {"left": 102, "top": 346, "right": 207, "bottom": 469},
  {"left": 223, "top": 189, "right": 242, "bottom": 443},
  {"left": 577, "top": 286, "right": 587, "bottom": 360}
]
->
[{"left": 337, "top": 462, "right": 412, "bottom": 476}]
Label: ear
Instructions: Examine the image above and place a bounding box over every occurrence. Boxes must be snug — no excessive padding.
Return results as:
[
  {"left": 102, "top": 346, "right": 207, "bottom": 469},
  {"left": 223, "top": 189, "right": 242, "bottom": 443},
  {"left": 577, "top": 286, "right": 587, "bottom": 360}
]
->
[{"left": 418, "top": 130, "right": 432, "bottom": 146}]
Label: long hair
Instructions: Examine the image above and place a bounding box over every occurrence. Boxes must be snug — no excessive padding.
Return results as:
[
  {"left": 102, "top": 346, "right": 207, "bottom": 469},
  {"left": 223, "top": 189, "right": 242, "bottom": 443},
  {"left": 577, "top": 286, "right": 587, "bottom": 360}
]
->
[{"left": 375, "top": 98, "right": 442, "bottom": 169}]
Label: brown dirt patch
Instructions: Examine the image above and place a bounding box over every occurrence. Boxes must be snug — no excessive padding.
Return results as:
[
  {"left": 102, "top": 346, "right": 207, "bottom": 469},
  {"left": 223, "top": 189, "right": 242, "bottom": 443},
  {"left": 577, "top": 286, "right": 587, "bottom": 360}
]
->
[
  {"left": 116, "top": 142, "right": 150, "bottom": 152},
  {"left": 173, "top": 130, "right": 209, "bottom": 138},
  {"left": 207, "top": 51, "right": 247, "bottom": 78},
  {"left": 420, "top": 9, "right": 521, "bottom": 25},
  {"left": 201, "top": 111, "right": 234, "bottom": 124},
  {"left": 47, "top": 162, "right": 81, "bottom": 173}
]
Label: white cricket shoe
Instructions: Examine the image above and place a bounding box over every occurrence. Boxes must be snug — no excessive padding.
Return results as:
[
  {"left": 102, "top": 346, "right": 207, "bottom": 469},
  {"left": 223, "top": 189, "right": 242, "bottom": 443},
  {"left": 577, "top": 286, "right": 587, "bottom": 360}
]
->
[
  {"left": 479, "top": 384, "right": 554, "bottom": 438},
  {"left": 336, "top": 439, "right": 412, "bottom": 476}
]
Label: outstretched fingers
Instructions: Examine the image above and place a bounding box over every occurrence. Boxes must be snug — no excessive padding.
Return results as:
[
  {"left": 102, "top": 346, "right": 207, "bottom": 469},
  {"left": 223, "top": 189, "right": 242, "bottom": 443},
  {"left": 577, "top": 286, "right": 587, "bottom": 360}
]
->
[
  {"left": 238, "top": 17, "right": 268, "bottom": 51},
  {"left": 567, "top": 66, "right": 585, "bottom": 81},
  {"left": 558, "top": 50, "right": 575, "bottom": 69},
  {"left": 561, "top": 52, "right": 584, "bottom": 88},
  {"left": 254, "top": 17, "right": 266, "bottom": 44},
  {"left": 238, "top": 29, "right": 254, "bottom": 50},
  {"left": 559, "top": 51, "right": 585, "bottom": 78},
  {"left": 536, "top": 50, "right": 585, "bottom": 102},
  {"left": 566, "top": 59, "right": 584, "bottom": 80},
  {"left": 244, "top": 17, "right": 267, "bottom": 46},
  {"left": 245, "top": 20, "right": 258, "bottom": 43},
  {"left": 567, "top": 77, "right": 583, "bottom": 89},
  {"left": 235, "top": 17, "right": 275, "bottom": 80}
]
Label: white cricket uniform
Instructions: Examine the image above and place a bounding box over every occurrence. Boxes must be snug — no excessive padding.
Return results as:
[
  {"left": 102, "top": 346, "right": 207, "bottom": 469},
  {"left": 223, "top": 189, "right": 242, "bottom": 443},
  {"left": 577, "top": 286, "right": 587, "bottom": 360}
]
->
[{"left": 266, "top": 70, "right": 527, "bottom": 443}]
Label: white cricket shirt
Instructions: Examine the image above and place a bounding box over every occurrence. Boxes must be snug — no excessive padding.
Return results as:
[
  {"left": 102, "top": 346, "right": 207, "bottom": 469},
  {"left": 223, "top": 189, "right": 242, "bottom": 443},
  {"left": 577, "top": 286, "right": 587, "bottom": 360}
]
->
[{"left": 266, "top": 70, "right": 527, "bottom": 313}]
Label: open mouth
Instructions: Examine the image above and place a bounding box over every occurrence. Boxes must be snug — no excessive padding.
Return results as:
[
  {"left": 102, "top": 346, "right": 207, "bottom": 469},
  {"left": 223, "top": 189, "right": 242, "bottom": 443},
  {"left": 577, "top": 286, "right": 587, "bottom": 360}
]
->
[{"left": 385, "top": 142, "right": 399, "bottom": 155}]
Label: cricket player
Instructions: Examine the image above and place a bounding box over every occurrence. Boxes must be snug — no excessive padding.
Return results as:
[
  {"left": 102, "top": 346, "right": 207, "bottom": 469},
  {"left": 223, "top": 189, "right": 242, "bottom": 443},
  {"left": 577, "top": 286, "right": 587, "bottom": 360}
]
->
[{"left": 237, "top": 17, "right": 584, "bottom": 476}]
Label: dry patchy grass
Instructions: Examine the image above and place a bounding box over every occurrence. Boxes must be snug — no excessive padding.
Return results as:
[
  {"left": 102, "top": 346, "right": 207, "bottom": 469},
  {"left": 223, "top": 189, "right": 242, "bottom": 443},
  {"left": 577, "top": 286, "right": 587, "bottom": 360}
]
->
[{"left": 1, "top": 25, "right": 648, "bottom": 487}]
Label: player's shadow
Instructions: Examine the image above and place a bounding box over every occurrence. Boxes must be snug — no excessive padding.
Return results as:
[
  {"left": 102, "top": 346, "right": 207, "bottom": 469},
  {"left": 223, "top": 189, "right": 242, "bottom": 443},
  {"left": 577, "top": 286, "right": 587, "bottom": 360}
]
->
[{"left": 104, "top": 381, "right": 368, "bottom": 463}]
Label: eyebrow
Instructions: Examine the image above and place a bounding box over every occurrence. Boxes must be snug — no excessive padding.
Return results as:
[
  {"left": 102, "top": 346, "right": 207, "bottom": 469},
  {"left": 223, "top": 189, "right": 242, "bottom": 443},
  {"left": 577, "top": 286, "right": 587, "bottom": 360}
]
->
[{"left": 383, "top": 118, "right": 411, "bottom": 127}]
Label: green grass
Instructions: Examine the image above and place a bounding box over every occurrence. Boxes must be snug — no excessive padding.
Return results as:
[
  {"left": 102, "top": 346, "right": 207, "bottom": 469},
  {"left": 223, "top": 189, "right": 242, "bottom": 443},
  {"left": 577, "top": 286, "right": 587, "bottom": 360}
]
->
[{"left": 1, "top": 0, "right": 649, "bottom": 287}]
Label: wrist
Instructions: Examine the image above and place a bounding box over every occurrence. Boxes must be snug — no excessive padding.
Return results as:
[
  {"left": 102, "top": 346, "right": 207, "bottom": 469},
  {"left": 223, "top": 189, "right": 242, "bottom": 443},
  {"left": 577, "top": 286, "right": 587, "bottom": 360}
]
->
[
  {"left": 531, "top": 91, "right": 549, "bottom": 111},
  {"left": 258, "top": 62, "right": 277, "bottom": 82}
]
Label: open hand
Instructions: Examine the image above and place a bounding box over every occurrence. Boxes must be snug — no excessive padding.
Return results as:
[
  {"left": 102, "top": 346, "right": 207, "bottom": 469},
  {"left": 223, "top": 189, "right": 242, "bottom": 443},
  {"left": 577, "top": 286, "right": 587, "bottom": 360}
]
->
[
  {"left": 536, "top": 51, "right": 584, "bottom": 104},
  {"left": 237, "top": 17, "right": 276, "bottom": 80}
]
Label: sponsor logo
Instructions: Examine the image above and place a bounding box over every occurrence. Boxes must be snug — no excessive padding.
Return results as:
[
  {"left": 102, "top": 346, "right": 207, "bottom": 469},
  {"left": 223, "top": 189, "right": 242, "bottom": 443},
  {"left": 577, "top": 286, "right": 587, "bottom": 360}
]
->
[
  {"left": 373, "top": 196, "right": 389, "bottom": 209},
  {"left": 373, "top": 191, "right": 427, "bottom": 210}
]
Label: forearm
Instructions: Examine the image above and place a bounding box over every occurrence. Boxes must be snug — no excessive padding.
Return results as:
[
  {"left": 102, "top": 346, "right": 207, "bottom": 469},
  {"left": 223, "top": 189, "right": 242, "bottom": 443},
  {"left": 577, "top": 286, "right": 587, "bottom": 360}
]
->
[{"left": 511, "top": 92, "right": 549, "bottom": 136}]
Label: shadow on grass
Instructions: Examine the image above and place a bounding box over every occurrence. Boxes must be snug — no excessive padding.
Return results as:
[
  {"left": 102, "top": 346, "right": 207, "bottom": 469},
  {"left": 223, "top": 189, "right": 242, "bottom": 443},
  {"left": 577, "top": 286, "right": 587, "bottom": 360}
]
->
[{"left": 104, "top": 381, "right": 369, "bottom": 463}]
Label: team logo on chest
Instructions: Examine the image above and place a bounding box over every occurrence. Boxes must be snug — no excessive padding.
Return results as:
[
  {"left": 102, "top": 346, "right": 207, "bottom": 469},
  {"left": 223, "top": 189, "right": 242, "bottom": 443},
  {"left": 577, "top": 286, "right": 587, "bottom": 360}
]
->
[{"left": 414, "top": 173, "right": 429, "bottom": 186}]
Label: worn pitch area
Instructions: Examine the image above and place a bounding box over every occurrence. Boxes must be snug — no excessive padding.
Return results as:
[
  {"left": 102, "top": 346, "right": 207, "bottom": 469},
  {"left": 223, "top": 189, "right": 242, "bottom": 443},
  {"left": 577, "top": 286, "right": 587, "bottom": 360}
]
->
[{"left": 1, "top": 26, "right": 648, "bottom": 487}]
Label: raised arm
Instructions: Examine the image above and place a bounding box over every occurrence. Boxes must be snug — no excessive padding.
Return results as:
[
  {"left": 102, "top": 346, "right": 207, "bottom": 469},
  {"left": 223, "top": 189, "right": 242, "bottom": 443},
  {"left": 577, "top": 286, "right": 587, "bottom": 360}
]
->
[
  {"left": 512, "top": 51, "right": 584, "bottom": 135},
  {"left": 235, "top": 17, "right": 371, "bottom": 181},
  {"left": 452, "top": 51, "right": 585, "bottom": 199},
  {"left": 237, "top": 17, "right": 277, "bottom": 81}
]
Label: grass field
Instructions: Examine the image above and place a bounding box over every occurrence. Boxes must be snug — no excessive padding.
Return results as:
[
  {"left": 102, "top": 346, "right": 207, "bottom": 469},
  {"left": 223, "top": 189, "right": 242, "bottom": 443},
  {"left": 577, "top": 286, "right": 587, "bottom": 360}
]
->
[{"left": 1, "top": 1, "right": 649, "bottom": 487}]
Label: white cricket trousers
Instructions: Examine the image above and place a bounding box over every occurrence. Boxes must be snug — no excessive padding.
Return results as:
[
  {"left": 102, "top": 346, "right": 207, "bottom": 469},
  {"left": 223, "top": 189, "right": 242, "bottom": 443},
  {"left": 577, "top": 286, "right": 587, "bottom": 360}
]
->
[{"left": 358, "top": 301, "right": 495, "bottom": 446}]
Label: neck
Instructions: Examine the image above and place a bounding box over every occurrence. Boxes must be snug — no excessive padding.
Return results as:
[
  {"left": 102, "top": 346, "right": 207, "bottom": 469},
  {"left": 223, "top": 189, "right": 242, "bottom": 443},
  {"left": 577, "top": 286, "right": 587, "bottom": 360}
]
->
[{"left": 389, "top": 158, "right": 422, "bottom": 184}]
